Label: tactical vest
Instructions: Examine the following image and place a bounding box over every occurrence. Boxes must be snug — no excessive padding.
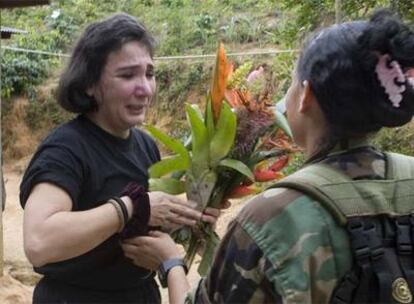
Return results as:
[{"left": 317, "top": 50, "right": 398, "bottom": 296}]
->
[{"left": 271, "top": 152, "right": 414, "bottom": 303}]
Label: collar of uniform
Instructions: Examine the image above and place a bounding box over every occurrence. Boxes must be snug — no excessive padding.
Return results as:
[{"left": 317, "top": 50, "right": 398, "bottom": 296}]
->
[
  {"left": 326, "top": 136, "right": 373, "bottom": 157},
  {"left": 305, "top": 136, "right": 375, "bottom": 165}
]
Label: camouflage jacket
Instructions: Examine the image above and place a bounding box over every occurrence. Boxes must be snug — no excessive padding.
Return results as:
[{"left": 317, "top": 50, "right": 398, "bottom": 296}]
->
[{"left": 187, "top": 144, "right": 387, "bottom": 303}]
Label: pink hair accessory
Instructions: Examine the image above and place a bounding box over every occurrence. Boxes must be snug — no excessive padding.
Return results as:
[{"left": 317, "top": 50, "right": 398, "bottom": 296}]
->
[{"left": 375, "top": 54, "right": 406, "bottom": 108}]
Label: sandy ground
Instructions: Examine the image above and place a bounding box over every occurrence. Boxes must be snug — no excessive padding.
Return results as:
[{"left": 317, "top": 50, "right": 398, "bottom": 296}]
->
[
  {"left": 0, "top": 158, "right": 245, "bottom": 303},
  {"left": 1, "top": 158, "right": 37, "bottom": 304}
]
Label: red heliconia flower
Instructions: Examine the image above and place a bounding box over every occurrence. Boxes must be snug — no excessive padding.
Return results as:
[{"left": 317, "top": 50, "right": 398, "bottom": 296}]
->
[
  {"left": 228, "top": 184, "right": 260, "bottom": 199},
  {"left": 254, "top": 169, "right": 284, "bottom": 182},
  {"left": 269, "top": 155, "right": 289, "bottom": 172}
]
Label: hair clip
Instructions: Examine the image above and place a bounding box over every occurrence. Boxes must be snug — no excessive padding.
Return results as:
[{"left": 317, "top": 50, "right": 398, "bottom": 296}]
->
[{"left": 375, "top": 54, "right": 406, "bottom": 108}]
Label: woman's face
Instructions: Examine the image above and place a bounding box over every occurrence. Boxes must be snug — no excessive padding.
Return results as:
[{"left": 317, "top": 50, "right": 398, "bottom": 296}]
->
[{"left": 88, "top": 41, "right": 156, "bottom": 137}]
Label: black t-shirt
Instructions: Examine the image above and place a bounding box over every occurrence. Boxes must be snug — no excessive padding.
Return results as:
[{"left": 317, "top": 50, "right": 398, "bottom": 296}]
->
[{"left": 20, "top": 115, "right": 161, "bottom": 290}]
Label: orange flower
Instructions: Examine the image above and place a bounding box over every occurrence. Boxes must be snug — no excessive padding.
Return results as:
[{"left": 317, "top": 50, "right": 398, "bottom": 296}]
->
[
  {"left": 210, "top": 42, "right": 233, "bottom": 121},
  {"left": 224, "top": 90, "right": 240, "bottom": 108}
]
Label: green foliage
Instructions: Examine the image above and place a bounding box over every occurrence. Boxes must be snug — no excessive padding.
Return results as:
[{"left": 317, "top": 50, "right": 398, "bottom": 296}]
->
[
  {"left": 1, "top": 0, "right": 281, "bottom": 103},
  {"left": 283, "top": 152, "right": 305, "bottom": 175},
  {"left": 276, "top": 0, "right": 413, "bottom": 43},
  {"left": 3, "top": 0, "right": 414, "bottom": 160},
  {"left": 271, "top": 51, "right": 298, "bottom": 101},
  {"left": 371, "top": 125, "right": 414, "bottom": 156},
  {"left": 24, "top": 95, "right": 73, "bottom": 130},
  {"left": 151, "top": 61, "right": 210, "bottom": 128},
  {"left": 0, "top": 52, "right": 50, "bottom": 99}
]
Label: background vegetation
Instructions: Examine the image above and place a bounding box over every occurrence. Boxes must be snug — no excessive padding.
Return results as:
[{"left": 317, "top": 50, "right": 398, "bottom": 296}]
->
[{"left": 1, "top": 0, "right": 413, "bottom": 159}]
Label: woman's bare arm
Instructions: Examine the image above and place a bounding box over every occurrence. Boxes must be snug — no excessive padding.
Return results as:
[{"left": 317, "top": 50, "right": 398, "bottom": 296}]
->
[{"left": 23, "top": 182, "right": 132, "bottom": 267}]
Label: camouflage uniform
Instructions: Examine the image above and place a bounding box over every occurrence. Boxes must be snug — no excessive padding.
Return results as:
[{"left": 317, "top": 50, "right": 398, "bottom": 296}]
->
[{"left": 187, "top": 144, "right": 386, "bottom": 303}]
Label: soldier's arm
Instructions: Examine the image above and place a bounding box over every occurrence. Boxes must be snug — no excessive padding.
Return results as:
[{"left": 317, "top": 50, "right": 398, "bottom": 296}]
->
[{"left": 191, "top": 219, "right": 281, "bottom": 303}]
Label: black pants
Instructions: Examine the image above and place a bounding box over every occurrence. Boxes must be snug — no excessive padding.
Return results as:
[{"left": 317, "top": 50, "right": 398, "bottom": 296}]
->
[{"left": 33, "top": 277, "right": 161, "bottom": 304}]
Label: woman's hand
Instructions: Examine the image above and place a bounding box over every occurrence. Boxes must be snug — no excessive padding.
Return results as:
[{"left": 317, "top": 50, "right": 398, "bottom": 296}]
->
[
  {"left": 148, "top": 191, "right": 219, "bottom": 232},
  {"left": 122, "top": 230, "right": 180, "bottom": 271},
  {"left": 201, "top": 207, "right": 221, "bottom": 227}
]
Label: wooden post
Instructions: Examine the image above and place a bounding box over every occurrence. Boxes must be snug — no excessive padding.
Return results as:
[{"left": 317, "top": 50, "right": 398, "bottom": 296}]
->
[{"left": 335, "top": 0, "right": 342, "bottom": 24}]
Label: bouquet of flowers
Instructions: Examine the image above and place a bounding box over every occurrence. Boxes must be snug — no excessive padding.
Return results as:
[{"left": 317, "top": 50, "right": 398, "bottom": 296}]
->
[{"left": 147, "top": 43, "right": 295, "bottom": 275}]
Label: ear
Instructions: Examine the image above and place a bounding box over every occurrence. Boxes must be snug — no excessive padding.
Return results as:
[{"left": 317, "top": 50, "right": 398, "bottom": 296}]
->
[{"left": 298, "top": 80, "right": 317, "bottom": 113}]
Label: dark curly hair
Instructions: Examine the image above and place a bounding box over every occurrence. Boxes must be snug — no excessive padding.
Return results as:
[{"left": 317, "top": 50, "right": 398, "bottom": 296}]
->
[
  {"left": 296, "top": 9, "right": 414, "bottom": 157},
  {"left": 57, "top": 13, "right": 156, "bottom": 113}
]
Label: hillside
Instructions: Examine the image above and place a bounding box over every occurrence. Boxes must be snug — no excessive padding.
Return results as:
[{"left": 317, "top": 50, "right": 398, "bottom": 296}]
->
[{"left": 2, "top": 0, "right": 412, "bottom": 160}]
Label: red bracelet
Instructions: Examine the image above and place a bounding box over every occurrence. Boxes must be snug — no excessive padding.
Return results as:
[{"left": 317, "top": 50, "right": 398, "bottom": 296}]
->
[{"left": 119, "top": 182, "right": 151, "bottom": 239}]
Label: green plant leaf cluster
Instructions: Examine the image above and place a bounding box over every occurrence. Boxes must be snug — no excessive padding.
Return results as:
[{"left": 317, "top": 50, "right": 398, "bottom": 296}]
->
[{"left": 146, "top": 101, "right": 253, "bottom": 203}]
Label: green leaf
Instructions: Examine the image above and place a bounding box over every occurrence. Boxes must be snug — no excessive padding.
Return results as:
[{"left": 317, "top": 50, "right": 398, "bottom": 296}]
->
[
  {"left": 205, "top": 97, "right": 215, "bottom": 141},
  {"left": 209, "top": 103, "right": 237, "bottom": 165},
  {"left": 198, "top": 231, "right": 220, "bottom": 276},
  {"left": 248, "top": 150, "right": 287, "bottom": 166},
  {"left": 186, "top": 104, "right": 209, "bottom": 174},
  {"left": 149, "top": 155, "right": 190, "bottom": 178},
  {"left": 149, "top": 178, "right": 186, "bottom": 194},
  {"left": 186, "top": 170, "right": 217, "bottom": 210},
  {"left": 190, "top": 103, "right": 204, "bottom": 121},
  {"left": 171, "top": 170, "right": 186, "bottom": 180},
  {"left": 171, "top": 227, "right": 191, "bottom": 244},
  {"left": 186, "top": 104, "right": 208, "bottom": 151},
  {"left": 270, "top": 106, "right": 293, "bottom": 138},
  {"left": 218, "top": 158, "right": 254, "bottom": 181},
  {"left": 146, "top": 125, "right": 190, "bottom": 162}
]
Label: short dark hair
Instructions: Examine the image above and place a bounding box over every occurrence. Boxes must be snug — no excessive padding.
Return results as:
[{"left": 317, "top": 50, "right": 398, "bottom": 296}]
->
[
  {"left": 57, "top": 13, "right": 156, "bottom": 113},
  {"left": 297, "top": 9, "right": 414, "bottom": 141}
]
